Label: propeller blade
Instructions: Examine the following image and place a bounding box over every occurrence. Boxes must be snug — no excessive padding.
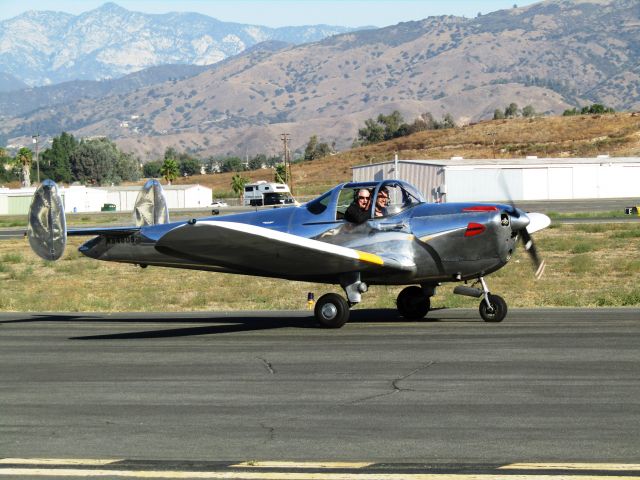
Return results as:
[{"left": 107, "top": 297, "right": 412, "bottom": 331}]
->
[
  {"left": 499, "top": 171, "right": 549, "bottom": 278},
  {"left": 520, "top": 227, "right": 546, "bottom": 279}
]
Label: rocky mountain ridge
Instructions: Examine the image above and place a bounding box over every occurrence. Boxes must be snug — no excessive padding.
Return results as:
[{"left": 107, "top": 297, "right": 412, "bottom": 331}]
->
[
  {"left": 0, "top": 2, "right": 357, "bottom": 86},
  {"left": 2, "top": 0, "right": 639, "bottom": 160}
]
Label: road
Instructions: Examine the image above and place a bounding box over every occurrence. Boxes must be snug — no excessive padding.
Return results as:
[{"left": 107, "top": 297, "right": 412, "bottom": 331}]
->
[{"left": 1, "top": 307, "right": 639, "bottom": 478}]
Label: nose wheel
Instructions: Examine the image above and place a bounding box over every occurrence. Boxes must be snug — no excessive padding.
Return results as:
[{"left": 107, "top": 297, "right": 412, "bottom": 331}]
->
[{"left": 479, "top": 293, "right": 508, "bottom": 322}]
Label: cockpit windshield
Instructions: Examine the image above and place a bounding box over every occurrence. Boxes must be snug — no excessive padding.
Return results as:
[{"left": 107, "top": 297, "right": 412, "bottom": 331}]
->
[{"left": 305, "top": 180, "right": 424, "bottom": 222}]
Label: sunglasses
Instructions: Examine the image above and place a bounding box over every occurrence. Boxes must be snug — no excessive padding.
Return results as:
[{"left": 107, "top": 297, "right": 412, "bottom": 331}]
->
[{"left": 358, "top": 196, "right": 370, "bottom": 200}]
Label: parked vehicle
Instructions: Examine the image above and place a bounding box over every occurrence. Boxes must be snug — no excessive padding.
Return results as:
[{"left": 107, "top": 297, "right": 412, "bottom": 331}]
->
[
  {"left": 210, "top": 200, "right": 228, "bottom": 208},
  {"left": 243, "top": 181, "right": 294, "bottom": 207}
]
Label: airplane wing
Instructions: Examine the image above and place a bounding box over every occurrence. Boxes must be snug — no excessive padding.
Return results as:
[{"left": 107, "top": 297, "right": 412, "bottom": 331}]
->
[{"left": 155, "top": 220, "right": 414, "bottom": 277}]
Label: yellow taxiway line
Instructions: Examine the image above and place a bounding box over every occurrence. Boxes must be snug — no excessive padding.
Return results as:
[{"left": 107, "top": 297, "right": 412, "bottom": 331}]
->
[
  {"left": 0, "top": 470, "right": 639, "bottom": 479},
  {"left": 501, "top": 464, "right": 640, "bottom": 471}
]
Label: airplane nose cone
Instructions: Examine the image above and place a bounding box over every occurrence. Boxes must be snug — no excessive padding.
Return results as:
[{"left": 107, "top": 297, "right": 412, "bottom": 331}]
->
[{"left": 509, "top": 208, "right": 530, "bottom": 232}]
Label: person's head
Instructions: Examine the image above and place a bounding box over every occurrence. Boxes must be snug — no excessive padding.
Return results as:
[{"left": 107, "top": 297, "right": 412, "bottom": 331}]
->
[
  {"left": 376, "top": 187, "right": 389, "bottom": 208},
  {"left": 356, "top": 188, "right": 371, "bottom": 210}
]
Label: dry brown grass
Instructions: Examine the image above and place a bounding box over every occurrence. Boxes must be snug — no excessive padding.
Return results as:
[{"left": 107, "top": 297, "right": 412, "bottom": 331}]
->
[
  {"left": 171, "top": 113, "right": 640, "bottom": 197},
  {"left": 1, "top": 223, "right": 638, "bottom": 313}
]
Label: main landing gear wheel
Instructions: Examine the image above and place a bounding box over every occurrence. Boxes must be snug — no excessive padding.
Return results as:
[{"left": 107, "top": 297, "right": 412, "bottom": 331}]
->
[
  {"left": 315, "top": 293, "right": 350, "bottom": 328},
  {"left": 396, "top": 286, "right": 430, "bottom": 319},
  {"left": 479, "top": 293, "right": 508, "bottom": 322}
]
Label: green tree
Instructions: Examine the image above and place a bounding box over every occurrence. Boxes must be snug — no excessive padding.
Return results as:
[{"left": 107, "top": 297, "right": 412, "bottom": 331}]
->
[
  {"left": 581, "top": 104, "right": 614, "bottom": 114},
  {"left": 314, "top": 142, "right": 331, "bottom": 158},
  {"left": 40, "top": 132, "right": 76, "bottom": 183},
  {"left": 357, "top": 118, "right": 385, "bottom": 145},
  {"left": 16, "top": 147, "right": 33, "bottom": 187},
  {"left": 179, "top": 157, "right": 201, "bottom": 176},
  {"left": 522, "top": 105, "right": 536, "bottom": 117},
  {"left": 504, "top": 103, "right": 519, "bottom": 118},
  {"left": 248, "top": 154, "right": 266, "bottom": 170},
  {"left": 0, "top": 147, "right": 17, "bottom": 183},
  {"left": 143, "top": 160, "right": 163, "bottom": 178},
  {"left": 379, "top": 110, "right": 404, "bottom": 140},
  {"left": 274, "top": 164, "right": 287, "bottom": 183},
  {"left": 264, "top": 155, "right": 281, "bottom": 168},
  {"left": 115, "top": 150, "right": 141, "bottom": 183},
  {"left": 160, "top": 158, "right": 179, "bottom": 185},
  {"left": 164, "top": 147, "right": 179, "bottom": 161},
  {"left": 69, "top": 138, "right": 138, "bottom": 185},
  {"left": 230, "top": 173, "right": 247, "bottom": 197},
  {"left": 220, "top": 156, "right": 244, "bottom": 173},
  {"left": 304, "top": 135, "right": 332, "bottom": 160},
  {"left": 304, "top": 135, "right": 319, "bottom": 161},
  {"left": 493, "top": 109, "right": 506, "bottom": 120},
  {"left": 441, "top": 113, "right": 456, "bottom": 129}
]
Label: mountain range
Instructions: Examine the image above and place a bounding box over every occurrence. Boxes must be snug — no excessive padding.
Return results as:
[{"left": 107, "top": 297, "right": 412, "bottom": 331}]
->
[
  {"left": 1, "top": 0, "right": 639, "bottom": 160},
  {"left": 0, "top": 2, "right": 358, "bottom": 86}
]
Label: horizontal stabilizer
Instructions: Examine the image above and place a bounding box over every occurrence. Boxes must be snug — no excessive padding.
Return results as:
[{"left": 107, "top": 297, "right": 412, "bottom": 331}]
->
[{"left": 67, "top": 226, "right": 140, "bottom": 237}]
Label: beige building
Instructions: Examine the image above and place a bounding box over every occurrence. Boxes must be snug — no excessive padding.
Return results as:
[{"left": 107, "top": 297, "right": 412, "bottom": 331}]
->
[{"left": 0, "top": 184, "right": 212, "bottom": 215}]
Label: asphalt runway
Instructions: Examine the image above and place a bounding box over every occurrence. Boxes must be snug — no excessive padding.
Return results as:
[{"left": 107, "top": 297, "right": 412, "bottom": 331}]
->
[{"left": 1, "top": 307, "right": 639, "bottom": 478}]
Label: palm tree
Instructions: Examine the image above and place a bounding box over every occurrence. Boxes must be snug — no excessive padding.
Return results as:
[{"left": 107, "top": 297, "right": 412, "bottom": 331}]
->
[
  {"left": 230, "top": 173, "right": 247, "bottom": 197},
  {"left": 16, "top": 147, "right": 32, "bottom": 187},
  {"left": 160, "top": 158, "right": 179, "bottom": 185}
]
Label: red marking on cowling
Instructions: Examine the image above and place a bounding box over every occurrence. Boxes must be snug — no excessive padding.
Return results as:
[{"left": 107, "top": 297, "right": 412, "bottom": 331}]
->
[
  {"left": 462, "top": 206, "right": 498, "bottom": 212},
  {"left": 465, "top": 222, "right": 486, "bottom": 237}
]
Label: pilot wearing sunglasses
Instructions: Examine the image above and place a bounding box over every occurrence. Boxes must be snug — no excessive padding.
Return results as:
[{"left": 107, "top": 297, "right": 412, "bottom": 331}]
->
[{"left": 344, "top": 188, "right": 372, "bottom": 224}]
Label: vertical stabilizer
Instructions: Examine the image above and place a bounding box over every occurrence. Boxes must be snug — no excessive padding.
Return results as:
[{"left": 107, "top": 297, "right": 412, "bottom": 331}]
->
[
  {"left": 133, "top": 179, "right": 169, "bottom": 227},
  {"left": 27, "top": 179, "right": 67, "bottom": 261}
]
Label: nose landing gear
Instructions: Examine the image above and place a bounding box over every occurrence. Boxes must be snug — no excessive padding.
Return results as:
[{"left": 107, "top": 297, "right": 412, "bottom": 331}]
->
[{"left": 453, "top": 276, "right": 508, "bottom": 322}]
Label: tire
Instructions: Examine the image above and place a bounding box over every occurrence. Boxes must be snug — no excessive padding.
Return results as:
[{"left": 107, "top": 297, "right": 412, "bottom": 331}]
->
[
  {"left": 315, "top": 293, "right": 350, "bottom": 328},
  {"left": 479, "top": 294, "right": 508, "bottom": 322},
  {"left": 396, "top": 286, "right": 430, "bottom": 319}
]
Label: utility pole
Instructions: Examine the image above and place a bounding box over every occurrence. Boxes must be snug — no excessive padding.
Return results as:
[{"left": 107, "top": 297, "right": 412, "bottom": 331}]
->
[
  {"left": 280, "top": 133, "right": 292, "bottom": 193},
  {"left": 487, "top": 131, "right": 497, "bottom": 159},
  {"left": 32, "top": 133, "right": 40, "bottom": 184}
]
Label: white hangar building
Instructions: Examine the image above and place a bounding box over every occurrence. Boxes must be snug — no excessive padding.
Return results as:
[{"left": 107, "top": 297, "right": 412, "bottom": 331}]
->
[
  {"left": 0, "top": 184, "right": 212, "bottom": 215},
  {"left": 352, "top": 157, "right": 640, "bottom": 203}
]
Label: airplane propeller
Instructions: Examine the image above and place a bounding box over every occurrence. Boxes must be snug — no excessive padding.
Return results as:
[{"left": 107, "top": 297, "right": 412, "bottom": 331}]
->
[
  {"left": 498, "top": 173, "right": 549, "bottom": 279},
  {"left": 521, "top": 220, "right": 546, "bottom": 279}
]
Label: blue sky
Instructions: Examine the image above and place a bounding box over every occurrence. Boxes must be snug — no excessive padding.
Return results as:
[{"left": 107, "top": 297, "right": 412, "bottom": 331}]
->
[{"left": 1, "top": 0, "right": 541, "bottom": 27}]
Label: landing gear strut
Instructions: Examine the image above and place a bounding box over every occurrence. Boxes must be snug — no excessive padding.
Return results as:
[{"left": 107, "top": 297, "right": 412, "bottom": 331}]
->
[
  {"left": 477, "top": 277, "right": 507, "bottom": 322},
  {"left": 453, "top": 276, "right": 508, "bottom": 322}
]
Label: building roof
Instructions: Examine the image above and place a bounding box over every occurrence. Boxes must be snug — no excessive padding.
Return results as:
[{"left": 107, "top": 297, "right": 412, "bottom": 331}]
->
[
  {"left": 100, "top": 184, "right": 209, "bottom": 192},
  {"left": 353, "top": 157, "right": 640, "bottom": 169}
]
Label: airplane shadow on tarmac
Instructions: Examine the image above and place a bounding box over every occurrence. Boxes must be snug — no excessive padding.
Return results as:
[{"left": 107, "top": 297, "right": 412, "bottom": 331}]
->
[{"left": 0, "top": 308, "right": 472, "bottom": 340}]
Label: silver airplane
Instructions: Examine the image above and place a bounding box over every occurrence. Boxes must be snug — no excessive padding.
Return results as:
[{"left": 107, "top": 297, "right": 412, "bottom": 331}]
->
[{"left": 28, "top": 178, "right": 550, "bottom": 328}]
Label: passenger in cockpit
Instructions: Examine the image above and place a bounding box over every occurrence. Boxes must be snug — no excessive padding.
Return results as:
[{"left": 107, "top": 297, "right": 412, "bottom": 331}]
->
[{"left": 344, "top": 188, "right": 371, "bottom": 224}]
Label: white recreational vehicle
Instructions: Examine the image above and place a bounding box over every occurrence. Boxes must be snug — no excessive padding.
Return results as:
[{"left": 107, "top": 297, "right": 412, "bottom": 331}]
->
[{"left": 243, "top": 181, "right": 294, "bottom": 206}]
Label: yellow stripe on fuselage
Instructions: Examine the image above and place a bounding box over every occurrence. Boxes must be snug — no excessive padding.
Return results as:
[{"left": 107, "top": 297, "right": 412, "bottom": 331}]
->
[{"left": 356, "top": 251, "right": 384, "bottom": 265}]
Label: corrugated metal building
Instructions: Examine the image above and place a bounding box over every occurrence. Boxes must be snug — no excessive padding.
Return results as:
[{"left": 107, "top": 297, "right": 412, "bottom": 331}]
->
[
  {"left": 0, "top": 184, "right": 212, "bottom": 215},
  {"left": 352, "top": 157, "right": 640, "bottom": 202}
]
